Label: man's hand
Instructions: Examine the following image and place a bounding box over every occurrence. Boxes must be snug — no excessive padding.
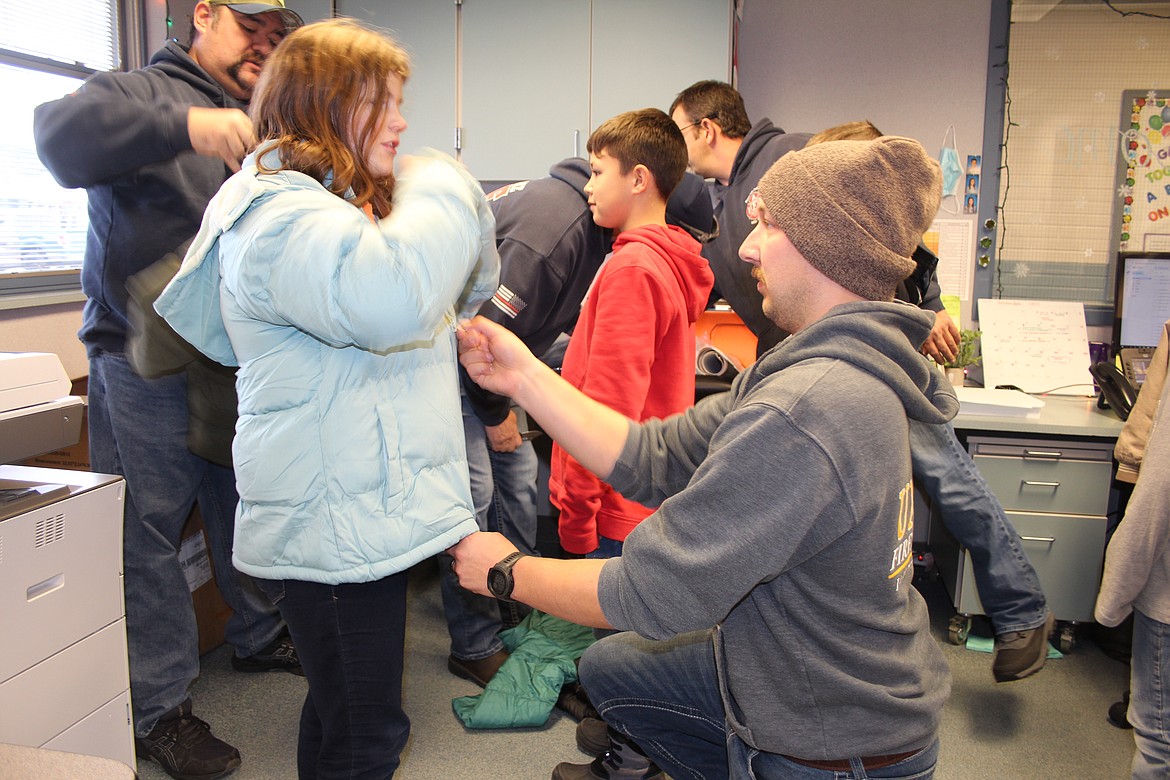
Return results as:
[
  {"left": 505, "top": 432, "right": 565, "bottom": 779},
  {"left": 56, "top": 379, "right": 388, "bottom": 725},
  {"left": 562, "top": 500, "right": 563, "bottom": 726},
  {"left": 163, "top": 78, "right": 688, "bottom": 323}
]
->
[
  {"left": 188, "top": 107, "right": 255, "bottom": 172},
  {"left": 486, "top": 410, "right": 524, "bottom": 453},
  {"left": 921, "top": 309, "right": 960, "bottom": 365},
  {"left": 457, "top": 316, "right": 539, "bottom": 397},
  {"left": 448, "top": 532, "right": 518, "bottom": 597}
]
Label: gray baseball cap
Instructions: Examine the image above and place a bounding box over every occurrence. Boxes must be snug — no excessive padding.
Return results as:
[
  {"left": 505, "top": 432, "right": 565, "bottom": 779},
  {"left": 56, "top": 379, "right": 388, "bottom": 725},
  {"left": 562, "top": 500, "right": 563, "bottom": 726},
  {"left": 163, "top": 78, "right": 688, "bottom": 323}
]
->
[{"left": 208, "top": 0, "right": 303, "bottom": 34}]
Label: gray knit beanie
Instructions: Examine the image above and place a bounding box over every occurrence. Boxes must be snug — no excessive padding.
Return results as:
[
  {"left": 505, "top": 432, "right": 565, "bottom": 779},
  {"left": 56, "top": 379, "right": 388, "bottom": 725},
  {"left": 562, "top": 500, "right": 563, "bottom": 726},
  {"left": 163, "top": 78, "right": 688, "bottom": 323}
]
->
[{"left": 755, "top": 136, "right": 942, "bottom": 302}]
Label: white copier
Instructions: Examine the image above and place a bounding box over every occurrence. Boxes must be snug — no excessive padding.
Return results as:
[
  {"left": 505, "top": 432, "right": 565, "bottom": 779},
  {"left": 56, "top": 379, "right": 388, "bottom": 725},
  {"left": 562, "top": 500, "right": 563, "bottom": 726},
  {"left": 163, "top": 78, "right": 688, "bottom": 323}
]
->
[{"left": 0, "top": 352, "right": 134, "bottom": 770}]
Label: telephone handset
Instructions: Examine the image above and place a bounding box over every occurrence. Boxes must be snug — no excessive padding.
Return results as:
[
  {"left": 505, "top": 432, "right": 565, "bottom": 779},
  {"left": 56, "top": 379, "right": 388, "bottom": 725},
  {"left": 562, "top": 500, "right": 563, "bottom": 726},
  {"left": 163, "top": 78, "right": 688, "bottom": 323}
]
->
[{"left": 1090, "top": 361, "right": 1139, "bottom": 421}]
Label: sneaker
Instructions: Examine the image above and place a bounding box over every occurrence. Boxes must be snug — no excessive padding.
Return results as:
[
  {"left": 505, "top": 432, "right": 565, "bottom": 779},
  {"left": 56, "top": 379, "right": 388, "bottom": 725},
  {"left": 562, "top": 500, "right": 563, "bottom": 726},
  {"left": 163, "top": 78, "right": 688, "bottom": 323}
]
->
[
  {"left": 552, "top": 733, "right": 664, "bottom": 780},
  {"left": 576, "top": 717, "right": 610, "bottom": 755},
  {"left": 231, "top": 631, "right": 304, "bottom": 676},
  {"left": 992, "top": 612, "right": 1055, "bottom": 682},
  {"left": 447, "top": 648, "right": 510, "bottom": 687},
  {"left": 136, "top": 700, "right": 241, "bottom": 780},
  {"left": 1107, "top": 691, "right": 1132, "bottom": 729},
  {"left": 557, "top": 681, "right": 600, "bottom": 722}
]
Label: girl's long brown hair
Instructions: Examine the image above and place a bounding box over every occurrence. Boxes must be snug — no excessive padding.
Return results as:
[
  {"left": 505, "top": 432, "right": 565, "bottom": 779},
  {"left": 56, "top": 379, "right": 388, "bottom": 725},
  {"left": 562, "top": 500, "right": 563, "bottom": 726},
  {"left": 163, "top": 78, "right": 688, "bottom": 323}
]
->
[{"left": 249, "top": 18, "right": 410, "bottom": 217}]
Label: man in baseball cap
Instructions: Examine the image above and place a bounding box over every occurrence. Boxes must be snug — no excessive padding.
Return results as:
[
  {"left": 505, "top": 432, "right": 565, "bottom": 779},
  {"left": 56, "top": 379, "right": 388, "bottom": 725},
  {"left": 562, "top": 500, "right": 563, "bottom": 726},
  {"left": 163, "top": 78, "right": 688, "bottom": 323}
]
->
[{"left": 34, "top": 0, "right": 303, "bottom": 777}]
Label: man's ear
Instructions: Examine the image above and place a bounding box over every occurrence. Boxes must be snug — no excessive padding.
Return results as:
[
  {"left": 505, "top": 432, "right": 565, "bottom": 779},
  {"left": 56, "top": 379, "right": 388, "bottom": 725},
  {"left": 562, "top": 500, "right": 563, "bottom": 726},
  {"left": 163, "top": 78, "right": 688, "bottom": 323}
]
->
[
  {"left": 698, "top": 117, "right": 721, "bottom": 148},
  {"left": 192, "top": 1, "right": 215, "bottom": 36}
]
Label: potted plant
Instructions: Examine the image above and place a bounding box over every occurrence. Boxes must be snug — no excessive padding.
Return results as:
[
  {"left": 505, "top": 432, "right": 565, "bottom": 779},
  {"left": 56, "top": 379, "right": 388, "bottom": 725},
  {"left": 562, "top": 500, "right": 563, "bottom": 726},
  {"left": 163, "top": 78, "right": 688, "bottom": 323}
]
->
[{"left": 943, "top": 328, "right": 981, "bottom": 386}]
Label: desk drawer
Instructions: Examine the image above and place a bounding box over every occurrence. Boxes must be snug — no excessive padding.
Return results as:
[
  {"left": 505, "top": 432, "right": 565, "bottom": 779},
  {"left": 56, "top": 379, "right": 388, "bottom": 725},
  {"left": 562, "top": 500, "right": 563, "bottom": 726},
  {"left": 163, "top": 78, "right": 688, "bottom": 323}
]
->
[
  {"left": 969, "top": 438, "right": 1112, "bottom": 516},
  {"left": 955, "top": 510, "right": 1106, "bottom": 622}
]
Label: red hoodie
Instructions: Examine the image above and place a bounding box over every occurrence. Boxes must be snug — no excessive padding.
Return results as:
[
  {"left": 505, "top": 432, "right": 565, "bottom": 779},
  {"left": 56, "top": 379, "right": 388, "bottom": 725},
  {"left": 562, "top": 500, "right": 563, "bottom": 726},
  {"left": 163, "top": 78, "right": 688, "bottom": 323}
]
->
[{"left": 551, "top": 223, "right": 714, "bottom": 555}]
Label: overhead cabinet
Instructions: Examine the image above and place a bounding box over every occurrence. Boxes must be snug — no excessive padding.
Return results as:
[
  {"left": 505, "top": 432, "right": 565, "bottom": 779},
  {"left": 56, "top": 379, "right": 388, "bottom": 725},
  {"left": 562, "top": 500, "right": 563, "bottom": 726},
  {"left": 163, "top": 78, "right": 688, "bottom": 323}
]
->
[{"left": 339, "top": 0, "right": 731, "bottom": 181}]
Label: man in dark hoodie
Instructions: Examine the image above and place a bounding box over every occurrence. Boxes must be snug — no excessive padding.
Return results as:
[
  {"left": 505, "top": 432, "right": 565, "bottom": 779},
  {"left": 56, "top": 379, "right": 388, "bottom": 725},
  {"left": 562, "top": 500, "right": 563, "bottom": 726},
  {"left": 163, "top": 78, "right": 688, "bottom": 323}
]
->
[
  {"left": 443, "top": 155, "right": 717, "bottom": 695},
  {"left": 452, "top": 137, "right": 953, "bottom": 780},
  {"left": 33, "top": 2, "right": 302, "bottom": 777}
]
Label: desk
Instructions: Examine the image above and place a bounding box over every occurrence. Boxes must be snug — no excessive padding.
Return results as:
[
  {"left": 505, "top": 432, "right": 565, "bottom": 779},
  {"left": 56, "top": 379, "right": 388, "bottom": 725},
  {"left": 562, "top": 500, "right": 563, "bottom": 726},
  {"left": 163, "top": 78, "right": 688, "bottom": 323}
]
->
[
  {"left": 930, "top": 395, "right": 1123, "bottom": 652},
  {"left": 951, "top": 394, "right": 1124, "bottom": 440}
]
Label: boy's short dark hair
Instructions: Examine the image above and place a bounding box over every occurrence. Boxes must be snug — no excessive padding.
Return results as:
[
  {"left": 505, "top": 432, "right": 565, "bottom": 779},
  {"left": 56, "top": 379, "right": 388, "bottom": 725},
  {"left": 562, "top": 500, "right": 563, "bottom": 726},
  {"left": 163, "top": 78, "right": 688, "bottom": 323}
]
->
[
  {"left": 669, "top": 80, "right": 752, "bottom": 139},
  {"left": 587, "top": 108, "right": 687, "bottom": 202}
]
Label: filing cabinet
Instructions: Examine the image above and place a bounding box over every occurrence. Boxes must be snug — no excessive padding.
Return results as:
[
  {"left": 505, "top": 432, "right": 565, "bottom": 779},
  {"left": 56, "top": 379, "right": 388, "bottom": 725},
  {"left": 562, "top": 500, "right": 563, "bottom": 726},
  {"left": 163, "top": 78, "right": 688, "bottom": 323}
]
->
[
  {"left": 0, "top": 465, "right": 134, "bottom": 770},
  {"left": 929, "top": 436, "right": 1112, "bottom": 652}
]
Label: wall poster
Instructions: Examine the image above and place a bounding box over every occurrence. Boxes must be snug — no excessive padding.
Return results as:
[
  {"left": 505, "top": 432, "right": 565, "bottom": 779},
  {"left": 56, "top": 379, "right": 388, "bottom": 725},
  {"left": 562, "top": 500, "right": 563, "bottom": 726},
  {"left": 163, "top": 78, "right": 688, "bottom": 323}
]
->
[{"left": 1115, "top": 89, "right": 1170, "bottom": 253}]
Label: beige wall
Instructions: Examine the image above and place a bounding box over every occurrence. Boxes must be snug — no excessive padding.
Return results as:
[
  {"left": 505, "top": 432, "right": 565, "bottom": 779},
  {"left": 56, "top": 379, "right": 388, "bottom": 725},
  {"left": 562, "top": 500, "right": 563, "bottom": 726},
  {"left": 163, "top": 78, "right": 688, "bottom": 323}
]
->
[{"left": 1, "top": 303, "right": 87, "bottom": 380}]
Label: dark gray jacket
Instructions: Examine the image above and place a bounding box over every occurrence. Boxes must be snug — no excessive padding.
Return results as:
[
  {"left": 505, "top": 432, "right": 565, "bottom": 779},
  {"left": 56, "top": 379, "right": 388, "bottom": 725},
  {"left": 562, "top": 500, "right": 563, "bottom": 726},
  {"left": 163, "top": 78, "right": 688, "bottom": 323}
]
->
[{"left": 600, "top": 301, "right": 956, "bottom": 759}]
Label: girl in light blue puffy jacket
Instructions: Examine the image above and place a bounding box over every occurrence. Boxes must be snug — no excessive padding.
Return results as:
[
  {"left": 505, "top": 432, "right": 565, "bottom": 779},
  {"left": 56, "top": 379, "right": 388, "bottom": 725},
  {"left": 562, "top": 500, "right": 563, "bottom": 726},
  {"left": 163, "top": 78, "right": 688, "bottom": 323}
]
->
[{"left": 156, "top": 18, "right": 499, "bottom": 778}]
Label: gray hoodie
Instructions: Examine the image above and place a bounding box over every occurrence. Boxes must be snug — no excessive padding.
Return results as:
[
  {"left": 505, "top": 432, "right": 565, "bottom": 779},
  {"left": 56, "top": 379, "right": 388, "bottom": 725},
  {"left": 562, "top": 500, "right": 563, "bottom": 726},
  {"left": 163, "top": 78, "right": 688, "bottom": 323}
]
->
[{"left": 600, "top": 300, "right": 956, "bottom": 760}]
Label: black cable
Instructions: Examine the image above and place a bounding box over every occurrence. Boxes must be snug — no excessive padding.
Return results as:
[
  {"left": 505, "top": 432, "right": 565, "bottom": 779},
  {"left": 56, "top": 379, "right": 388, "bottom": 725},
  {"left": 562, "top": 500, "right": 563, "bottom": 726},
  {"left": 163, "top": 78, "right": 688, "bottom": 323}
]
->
[
  {"left": 995, "top": 50, "right": 1011, "bottom": 300},
  {"left": 1100, "top": 0, "right": 1170, "bottom": 20}
]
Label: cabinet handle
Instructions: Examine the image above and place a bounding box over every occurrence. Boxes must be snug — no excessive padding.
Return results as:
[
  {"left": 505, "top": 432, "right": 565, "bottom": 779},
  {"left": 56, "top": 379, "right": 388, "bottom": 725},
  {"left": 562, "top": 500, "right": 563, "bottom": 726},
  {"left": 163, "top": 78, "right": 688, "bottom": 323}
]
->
[
  {"left": 1023, "top": 450, "right": 1063, "bottom": 459},
  {"left": 27, "top": 572, "right": 65, "bottom": 601},
  {"left": 1021, "top": 480, "right": 1060, "bottom": 488},
  {"left": 1020, "top": 535, "right": 1057, "bottom": 544},
  {"left": 574, "top": 129, "right": 580, "bottom": 159}
]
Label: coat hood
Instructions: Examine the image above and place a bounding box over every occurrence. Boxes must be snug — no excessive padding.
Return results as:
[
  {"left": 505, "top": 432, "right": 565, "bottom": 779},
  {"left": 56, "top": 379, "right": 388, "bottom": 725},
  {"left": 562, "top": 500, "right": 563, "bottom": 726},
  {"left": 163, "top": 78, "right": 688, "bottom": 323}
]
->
[
  {"left": 613, "top": 224, "right": 714, "bottom": 323},
  {"left": 730, "top": 119, "right": 789, "bottom": 185},
  {"left": 548, "top": 157, "right": 591, "bottom": 202},
  {"left": 740, "top": 301, "right": 958, "bottom": 424}
]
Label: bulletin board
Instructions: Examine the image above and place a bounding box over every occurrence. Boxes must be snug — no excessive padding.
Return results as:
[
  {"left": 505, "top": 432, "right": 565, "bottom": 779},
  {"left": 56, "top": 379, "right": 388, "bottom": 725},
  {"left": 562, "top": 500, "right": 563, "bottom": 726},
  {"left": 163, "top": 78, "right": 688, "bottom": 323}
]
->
[{"left": 1115, "top": 90, "right": 1170, "bottom": 253}]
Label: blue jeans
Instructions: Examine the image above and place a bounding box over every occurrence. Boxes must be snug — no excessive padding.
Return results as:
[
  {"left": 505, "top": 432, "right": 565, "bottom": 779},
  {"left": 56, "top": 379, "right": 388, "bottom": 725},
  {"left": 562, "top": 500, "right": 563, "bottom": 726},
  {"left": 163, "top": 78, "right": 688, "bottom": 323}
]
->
[
  {"left": 88, "top": 352, "right": 285, "bottom": 735},
  {"left": 909, "top": 420, "right": 1048, "bottom": 634},
  {"left": 439, "top": 390, "right": 539, "bottom": 660},
  {"left": 258, "top": 575, "right": 410, "bottom": 780},
  {"left": 579, "top": 630, "right": 939, "bottom": 780},
  {"left": 1130, "top": 609, "right": 1170, "bottom": 779}
]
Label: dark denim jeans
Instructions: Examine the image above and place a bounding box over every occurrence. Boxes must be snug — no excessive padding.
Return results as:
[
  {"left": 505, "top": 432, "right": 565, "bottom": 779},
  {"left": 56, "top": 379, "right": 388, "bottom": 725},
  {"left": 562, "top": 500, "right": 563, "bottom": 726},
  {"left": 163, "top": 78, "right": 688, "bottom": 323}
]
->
[
  {"left": 580, "top": 630, "right": 938, "bottom": 780},
  {"left": 259, "top": 574, "right": 410, "bottom": 780},
  {"left": 88, "top": 351, "right": 284, "bottom": 735},
  {"left": 909, "top": 419, "right": 1048, "bottom": 634},
  {"left": 439, "top": 390, "right": 539, "bottom": 661}
]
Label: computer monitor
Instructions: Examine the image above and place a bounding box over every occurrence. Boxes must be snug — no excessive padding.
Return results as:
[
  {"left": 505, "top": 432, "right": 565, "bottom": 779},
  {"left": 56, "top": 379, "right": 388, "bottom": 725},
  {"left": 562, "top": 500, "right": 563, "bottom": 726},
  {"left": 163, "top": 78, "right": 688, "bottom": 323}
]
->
[{"left": 1112, "top": 251, "right": 1170, "bottom": 386}]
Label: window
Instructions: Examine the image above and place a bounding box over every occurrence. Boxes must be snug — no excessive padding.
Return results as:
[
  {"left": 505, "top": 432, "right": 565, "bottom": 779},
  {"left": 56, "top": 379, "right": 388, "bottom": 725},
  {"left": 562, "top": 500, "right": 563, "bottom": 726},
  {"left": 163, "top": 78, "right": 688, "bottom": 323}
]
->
[
  {"left": 0, "top": 0, "right": 119, "bottom": 307},
  {"left": 992, "top": 1, "right": 1170, "bottom": 323}
]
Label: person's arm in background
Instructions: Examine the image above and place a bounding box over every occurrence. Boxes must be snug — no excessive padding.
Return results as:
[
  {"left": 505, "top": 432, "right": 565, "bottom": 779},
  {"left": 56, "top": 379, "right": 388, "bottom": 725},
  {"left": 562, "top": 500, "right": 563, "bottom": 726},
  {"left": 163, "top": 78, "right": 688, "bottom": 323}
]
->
[
  {"left": 1096, "top": 367, "right": 1170, "bottom": 627},
  {"left": 555, "top": 265, "right": 664, "bottom": 555},
  {"left": 34, "top": 70, "right": 253, "bottom": 185},
  {"left": 917, "top": 274, "right": 960, "bottom": 365}
]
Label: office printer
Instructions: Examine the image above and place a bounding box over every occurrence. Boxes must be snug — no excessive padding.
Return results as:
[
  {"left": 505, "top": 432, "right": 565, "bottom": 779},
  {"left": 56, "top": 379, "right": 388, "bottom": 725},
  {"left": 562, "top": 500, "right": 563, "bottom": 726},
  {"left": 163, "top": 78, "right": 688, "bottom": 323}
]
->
[{"left": 0, "top": 352, "right": 84, "bottom": 465}]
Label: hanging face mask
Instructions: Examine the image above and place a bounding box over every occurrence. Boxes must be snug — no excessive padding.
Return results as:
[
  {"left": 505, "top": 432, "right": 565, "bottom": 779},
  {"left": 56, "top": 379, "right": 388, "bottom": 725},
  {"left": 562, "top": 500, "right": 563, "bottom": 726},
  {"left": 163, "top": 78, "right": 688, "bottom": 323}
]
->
[{"left": 938, "top": 125, "right": 963, "bottom": 215}]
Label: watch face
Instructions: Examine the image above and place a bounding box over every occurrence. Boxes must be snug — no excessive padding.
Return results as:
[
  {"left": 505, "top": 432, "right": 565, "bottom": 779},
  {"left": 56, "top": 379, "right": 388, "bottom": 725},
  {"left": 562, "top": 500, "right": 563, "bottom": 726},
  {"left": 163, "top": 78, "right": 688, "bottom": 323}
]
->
[{"left": 488, "top": 567, "right": 508, "bottom": 596}]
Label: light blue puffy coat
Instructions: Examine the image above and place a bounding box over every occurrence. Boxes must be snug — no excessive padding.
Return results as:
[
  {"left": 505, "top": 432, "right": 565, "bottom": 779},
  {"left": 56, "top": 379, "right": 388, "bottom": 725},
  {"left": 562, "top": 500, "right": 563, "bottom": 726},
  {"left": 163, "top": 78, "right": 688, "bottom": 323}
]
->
[{"left": 156, "top": 148, "right": 499, "bottom": 584}]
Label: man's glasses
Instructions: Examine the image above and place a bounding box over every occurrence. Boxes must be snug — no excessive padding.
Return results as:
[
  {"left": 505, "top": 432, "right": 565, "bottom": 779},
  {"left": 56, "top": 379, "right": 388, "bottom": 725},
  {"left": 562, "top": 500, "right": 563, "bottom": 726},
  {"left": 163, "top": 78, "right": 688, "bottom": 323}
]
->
[
  {"left": 745, "top": 187, "right": 763, "bottom": 224},
  {"left": 677, "top": 115, "right": 715, "bottom": 133}
]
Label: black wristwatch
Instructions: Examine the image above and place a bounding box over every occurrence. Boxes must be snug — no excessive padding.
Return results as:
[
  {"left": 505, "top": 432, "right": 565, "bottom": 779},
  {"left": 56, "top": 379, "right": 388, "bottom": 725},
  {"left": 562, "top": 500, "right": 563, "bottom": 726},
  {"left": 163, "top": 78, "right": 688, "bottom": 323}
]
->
[{"left": 487, "top": 552, "right": 526, "bottom": 602}]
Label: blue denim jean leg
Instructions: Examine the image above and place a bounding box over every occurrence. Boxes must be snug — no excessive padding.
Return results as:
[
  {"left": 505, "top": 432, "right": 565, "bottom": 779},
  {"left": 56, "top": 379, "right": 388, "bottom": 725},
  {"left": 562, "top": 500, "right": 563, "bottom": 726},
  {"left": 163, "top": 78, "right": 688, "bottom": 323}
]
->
[
  {"left": 581, "top": 630, "right": 939, "bottom": 780},
  {"left": 258, "top": 575, "right": 410, "bottom": 780},
  {"left": 88, "top": 352, "right": 284, "bottom": 735},
  {"left": 909, "top": 419, "right": 1048, "bottom": 634},
  {"left": 1130, "top": 609, "right": 1170, "bottom": 779},
  {"left": 439, "top": 390, "right": 539, "bottom": 661}
]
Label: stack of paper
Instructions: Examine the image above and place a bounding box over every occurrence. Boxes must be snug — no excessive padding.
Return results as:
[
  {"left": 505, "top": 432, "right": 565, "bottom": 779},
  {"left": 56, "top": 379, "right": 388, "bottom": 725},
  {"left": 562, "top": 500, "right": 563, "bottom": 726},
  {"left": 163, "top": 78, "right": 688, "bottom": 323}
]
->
[{"left": 954, "top": 386, "right": 1045, "bottom": 417}]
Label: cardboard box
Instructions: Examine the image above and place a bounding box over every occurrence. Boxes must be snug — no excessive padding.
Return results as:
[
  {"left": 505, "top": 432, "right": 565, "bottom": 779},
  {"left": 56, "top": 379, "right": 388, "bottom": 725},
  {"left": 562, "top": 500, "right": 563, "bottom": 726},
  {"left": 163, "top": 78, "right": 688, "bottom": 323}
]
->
[
  {"left": 181, "top": 506, "right": 232, "bottom": 655},
  {"left": 20, "top": 376, "right": 232, "bottom": 655}
]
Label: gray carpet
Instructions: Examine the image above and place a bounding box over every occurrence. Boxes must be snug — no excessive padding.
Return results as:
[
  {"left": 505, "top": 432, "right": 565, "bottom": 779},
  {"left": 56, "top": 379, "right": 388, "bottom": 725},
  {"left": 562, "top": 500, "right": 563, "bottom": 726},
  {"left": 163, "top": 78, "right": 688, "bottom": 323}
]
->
[{"left": 134, "top": 560, "right": 1136, "bottom": 779}]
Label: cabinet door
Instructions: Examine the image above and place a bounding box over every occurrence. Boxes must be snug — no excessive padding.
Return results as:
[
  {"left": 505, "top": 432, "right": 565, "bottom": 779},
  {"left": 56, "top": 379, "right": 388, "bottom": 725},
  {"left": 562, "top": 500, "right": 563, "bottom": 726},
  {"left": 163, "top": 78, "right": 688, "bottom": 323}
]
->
[
  {"left": 461, "top": 0, "right": 591, "bottom": 181},
  {"left": 590, "top": 0, "right": 731, "bottom": 127},
  {"left": 337, "top": 0, "right": 458, "bottom": 158}
]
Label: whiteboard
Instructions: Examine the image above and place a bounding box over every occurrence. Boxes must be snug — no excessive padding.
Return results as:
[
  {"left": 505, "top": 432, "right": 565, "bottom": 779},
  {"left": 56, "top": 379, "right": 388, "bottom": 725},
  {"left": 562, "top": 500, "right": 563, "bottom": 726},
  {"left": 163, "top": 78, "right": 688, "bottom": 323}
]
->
[{"left": 978, "top": 299, "right": 1096, "bottom": 396}]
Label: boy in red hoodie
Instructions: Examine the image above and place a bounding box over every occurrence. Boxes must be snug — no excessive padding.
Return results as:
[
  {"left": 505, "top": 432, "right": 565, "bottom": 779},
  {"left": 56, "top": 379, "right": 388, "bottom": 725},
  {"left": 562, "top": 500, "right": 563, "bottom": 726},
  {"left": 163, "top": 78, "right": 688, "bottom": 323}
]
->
[{"left": 552, "top": 108, "right": 715, "bottom": 562}]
